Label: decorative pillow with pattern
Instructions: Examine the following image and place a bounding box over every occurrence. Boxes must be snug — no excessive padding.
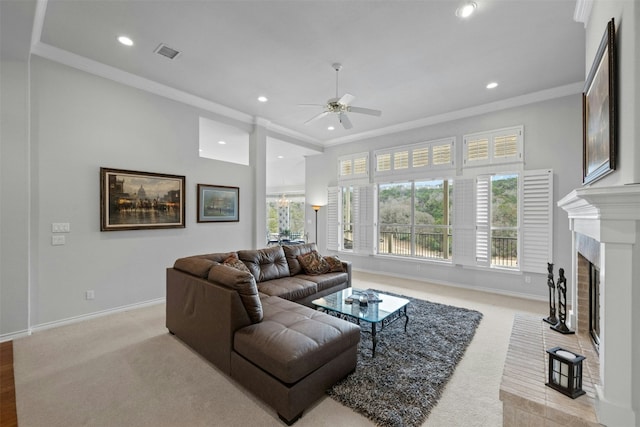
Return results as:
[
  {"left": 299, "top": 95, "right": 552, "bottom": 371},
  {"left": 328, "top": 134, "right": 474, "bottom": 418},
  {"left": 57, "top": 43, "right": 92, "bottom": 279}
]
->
[
  {"left": 323, "top": 255, "right": 345, "bottom": 272},
  {"left": 297, "top": 250, "right": 330, "bottom": 275},
  {"left": 223, "top": 254, "right": 252, "bottom": 275}
]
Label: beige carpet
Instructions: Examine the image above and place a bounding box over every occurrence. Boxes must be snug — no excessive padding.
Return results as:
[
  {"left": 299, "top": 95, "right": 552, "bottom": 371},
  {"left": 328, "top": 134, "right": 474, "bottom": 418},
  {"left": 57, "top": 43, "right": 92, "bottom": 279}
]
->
[{"left": 14, "top": 271, "right": 546, "bottom": 426}]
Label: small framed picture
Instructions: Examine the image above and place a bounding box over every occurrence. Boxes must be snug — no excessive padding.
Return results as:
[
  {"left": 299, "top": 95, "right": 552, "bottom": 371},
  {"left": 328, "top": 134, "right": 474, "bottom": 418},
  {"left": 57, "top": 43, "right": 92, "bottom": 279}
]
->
[
  {"left": 197, "top": 184, "right": 239, "bottom": 222},
  {"left": 100, "top": 167, "right": 185, "bottom": 231}
]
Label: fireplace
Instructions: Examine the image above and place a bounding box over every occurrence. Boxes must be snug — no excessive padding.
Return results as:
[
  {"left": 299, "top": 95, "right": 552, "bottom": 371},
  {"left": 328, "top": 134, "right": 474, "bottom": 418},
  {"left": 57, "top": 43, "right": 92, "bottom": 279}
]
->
[
  {"left": 558, "top": 185, "right": 640, "bottom": 426},
  {"left": 575, "top": 233, "right": 601, "bottom": 351}
]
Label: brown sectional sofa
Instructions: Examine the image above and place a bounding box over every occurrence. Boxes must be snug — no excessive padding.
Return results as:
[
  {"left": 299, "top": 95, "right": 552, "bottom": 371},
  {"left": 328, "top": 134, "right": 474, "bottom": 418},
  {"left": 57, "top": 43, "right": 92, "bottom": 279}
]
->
[{"left": 166, "top": 243, "right": 360, "bottom": 425}]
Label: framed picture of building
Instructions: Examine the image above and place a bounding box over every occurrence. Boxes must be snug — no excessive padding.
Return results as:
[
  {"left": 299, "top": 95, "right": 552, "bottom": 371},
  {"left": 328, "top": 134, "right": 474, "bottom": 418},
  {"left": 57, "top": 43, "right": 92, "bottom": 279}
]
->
[
  {"left": 100, "top": 167, "right": 185, "bottom": 231},
  {"left": 197, "top": 184, "right": 239, "bottom": 222},
  {"left": 583, "top": 18, "right": 616, "bottom": 185}
]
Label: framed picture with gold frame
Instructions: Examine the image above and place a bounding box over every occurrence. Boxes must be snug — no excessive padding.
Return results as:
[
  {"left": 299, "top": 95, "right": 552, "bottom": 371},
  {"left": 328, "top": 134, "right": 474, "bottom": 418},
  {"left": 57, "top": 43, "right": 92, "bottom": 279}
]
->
[
  {"left": 583, "top": 18, "right": 616, "bottom": 185},
  {"left": 100, "top": 167, "right": 185, "bottom": 231}
]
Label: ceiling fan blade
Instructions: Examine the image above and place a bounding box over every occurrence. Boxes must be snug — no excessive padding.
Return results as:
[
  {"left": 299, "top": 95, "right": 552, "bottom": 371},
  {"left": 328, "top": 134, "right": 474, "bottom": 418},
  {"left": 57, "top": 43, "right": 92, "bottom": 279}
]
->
[
  {"left": 339, "top": 112, "right": 353, "bottom": 130},
  {"left": 338, "top": 93, "right": 355, "bottom": 106},
  {"left": 304, "top": 111, "right": 329, "bottom": 125},
  {"left": 348, "top": 106, "right": 382, "bottom": 116}
]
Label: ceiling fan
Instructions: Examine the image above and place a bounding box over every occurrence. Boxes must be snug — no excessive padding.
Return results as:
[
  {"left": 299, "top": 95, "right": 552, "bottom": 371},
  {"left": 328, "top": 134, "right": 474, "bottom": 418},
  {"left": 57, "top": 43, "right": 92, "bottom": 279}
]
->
[{"left": 301, "top": 63, "right": 382, "bottom": 130}]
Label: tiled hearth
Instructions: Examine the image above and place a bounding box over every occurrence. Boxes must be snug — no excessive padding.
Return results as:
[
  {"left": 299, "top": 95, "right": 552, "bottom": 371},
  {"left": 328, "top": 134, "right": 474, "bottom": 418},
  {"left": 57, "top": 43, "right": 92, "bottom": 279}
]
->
[
  {"left": 501, "top": 185, "right": 640, "bottom": 426},
  {"left": 500, "top": 315, "right": 601, "bottom": 427}
]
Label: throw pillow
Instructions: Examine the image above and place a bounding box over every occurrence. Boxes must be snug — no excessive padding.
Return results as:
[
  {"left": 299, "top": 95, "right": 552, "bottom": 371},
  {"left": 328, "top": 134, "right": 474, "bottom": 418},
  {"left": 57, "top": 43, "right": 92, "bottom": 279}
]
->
[
  {"left": 297, "top": 250, "right": 330, "bottom": 275},
  {"left": 223, "top": 254, "right": 252, "bottom": 275},
  {"left": 324, "top": 255, "right": 345, "bottom": 272}
]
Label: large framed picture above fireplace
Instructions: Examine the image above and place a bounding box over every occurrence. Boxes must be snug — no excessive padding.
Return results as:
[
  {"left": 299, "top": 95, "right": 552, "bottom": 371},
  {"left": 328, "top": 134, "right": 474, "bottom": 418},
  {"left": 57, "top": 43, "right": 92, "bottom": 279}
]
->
[{"left": 582, "top": 18, "right": 616, "bottom": 185}]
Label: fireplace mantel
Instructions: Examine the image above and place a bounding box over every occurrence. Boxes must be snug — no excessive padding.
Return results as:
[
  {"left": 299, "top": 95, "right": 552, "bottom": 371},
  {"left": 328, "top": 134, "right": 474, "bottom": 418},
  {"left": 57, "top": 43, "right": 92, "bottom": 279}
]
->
[{"left": 558, "top": 185, "right": 639, "bottom": 427}]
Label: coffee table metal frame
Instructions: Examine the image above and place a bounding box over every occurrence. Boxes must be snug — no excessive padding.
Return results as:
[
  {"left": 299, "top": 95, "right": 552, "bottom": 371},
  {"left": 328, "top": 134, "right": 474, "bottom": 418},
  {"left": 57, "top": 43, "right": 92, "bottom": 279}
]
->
[{"left": 312, "top": 288, "right": 409, "bottom": 357}]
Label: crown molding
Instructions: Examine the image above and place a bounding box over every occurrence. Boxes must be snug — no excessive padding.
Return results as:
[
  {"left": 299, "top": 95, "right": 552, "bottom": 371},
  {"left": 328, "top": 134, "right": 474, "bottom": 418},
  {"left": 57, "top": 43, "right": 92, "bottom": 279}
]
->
[
  {"left": 324, "top": 81, "right": 584, "bottom": 146},
  {"left": 573, "top": 0, "right": 593, "bottom": 27},
  {"left": 31, "top": 41, "right": 256, "bottom": 125}
]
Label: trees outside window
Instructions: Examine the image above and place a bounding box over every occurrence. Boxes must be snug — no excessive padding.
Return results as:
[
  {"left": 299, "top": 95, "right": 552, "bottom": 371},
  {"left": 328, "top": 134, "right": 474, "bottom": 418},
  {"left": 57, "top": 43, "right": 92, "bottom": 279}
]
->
[{"left": 378, "top": 179, "right": 452, "bottom": 260}]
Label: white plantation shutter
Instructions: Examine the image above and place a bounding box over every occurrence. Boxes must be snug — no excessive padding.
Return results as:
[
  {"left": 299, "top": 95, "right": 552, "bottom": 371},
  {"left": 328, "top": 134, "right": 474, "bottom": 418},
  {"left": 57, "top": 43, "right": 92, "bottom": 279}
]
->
[
  {"left": 326, "top": 187, "right": 340, "bottom": 251},
  {"left": 452, "top": 179, "right": 476, "bottom": 265},
  {"left": 465, "top": 137, "right": 490, "bottom": 164},
  {"left": 520, "top": 169, "right": 553, "bottom": 273},
  {"left": 352, "top": 185, "right": 376, "bottom": 255},
  {"left": 475, "top": 176, "right": 490, "bottom": 266},
  {"left": 464, "top": 126, "right": 523, "bottom": 167},
  {"left": 432, "top": 143, "right": 452, "bottom": 166}
]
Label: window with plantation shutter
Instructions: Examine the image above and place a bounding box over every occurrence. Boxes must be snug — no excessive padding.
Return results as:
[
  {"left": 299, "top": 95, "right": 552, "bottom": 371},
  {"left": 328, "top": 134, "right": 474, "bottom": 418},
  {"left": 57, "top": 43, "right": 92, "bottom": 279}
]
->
[
  {"left": 374, "top": 137, "right": 454, "bottom": 178},
  {"left": 452, "top": 178, "right": 475, "bottom": 266},
  {"left": 475, "top": 176, "right": 490, "bottom": 266},
  {"left": 467, "top": 138, "right": 490, "bottom": 163},
  {"left": 376, "top": 153, "right": 391, "bottom": 172},
  {"left": 464, "top": 126, "right": 523, "bottom": 167},
  {"left": 326, "top": 187, "right": 340, "bottom": 251},
  {"left": 432, "top": 143, "right": 451, "bottom": 165},
  {"left": 412, "top": 147, "right": 429, "bottom": 167},
  {"left": 394, "top": 151, "right": 409, "bottom": 169},
  {"left": 520, "top": 169, "right": 553, "bottom": 273},
  {"left": 338, "top": 152, "right": 369, "bottom": 182}
]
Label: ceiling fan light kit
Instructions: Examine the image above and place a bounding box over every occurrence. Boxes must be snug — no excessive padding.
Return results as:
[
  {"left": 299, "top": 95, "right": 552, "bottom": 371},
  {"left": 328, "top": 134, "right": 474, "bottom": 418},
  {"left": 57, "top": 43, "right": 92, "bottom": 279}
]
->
[{"left": 301, "top": 63, "right": 382, "bottom": 130}]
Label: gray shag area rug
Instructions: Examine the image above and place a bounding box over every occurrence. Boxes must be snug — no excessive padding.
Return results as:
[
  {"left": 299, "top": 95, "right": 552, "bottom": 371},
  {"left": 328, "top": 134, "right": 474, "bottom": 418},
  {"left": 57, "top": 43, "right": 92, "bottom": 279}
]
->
[{"left": 327, "top": 290, "right": 483, "bottom": 427}]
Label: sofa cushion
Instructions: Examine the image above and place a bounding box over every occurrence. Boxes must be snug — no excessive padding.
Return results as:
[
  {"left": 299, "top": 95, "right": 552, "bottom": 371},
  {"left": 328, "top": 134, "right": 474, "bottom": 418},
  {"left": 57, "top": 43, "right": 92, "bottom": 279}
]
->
[
  {"left": 238, "top": 246, "right": 290, "bottom": 282},
  {"left": 324, "top": 255, "right": 345, "bottom": 273},
  {"left": 223, "top": 254, "right": 252, "bottom": 275},
  {"left": 282, "top": 243, "right": 318, "bottom": 276},
  {"left": 257, "top": 277, "right": 318, "bottom": 301},
  {"left": 234, "top": 296, "right": 360, "bottom": 384},
  {"left": 296, "top": 272, "right": 349, "bottom": 292},
  {"left": 297, "top": 251, "right": 330, "bottom": 275},
  {"left": 207, "top": 264, "right": 263, "bottom": 323},
  {"left": 173, "top": 257, "right": 217, "bottom": 278}
]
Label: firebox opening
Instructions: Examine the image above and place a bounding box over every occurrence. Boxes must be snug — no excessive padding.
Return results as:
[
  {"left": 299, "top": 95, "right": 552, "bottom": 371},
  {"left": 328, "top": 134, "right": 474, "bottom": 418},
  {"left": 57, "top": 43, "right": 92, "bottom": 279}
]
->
[{"left": 588, "top": 261, "right": 600, "bottom": 352}]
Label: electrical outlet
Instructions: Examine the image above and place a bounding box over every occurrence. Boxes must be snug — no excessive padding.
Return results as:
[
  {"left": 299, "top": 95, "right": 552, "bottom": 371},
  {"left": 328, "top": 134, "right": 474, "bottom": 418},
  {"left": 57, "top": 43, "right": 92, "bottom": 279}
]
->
[
  {"left": 52, "top": 235, "right": 66, "bottom": 245},
  {"left": 85, "top": 290, "right": 95, "bottom": 300},
  {"left": 525, "top": 276, "right": 532, "bottom": 284}
]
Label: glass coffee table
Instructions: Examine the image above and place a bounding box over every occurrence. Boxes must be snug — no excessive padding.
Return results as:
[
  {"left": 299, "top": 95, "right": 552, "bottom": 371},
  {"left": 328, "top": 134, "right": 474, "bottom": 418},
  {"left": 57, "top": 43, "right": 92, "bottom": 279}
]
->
[{"left": 312, "top": 288, "right": 410, "bottom": 357}]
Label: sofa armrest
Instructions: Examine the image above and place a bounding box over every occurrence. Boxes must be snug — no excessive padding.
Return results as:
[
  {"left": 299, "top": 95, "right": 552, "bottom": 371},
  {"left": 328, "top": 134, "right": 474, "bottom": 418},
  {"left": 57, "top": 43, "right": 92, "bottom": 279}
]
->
[
  {"left": 208, "top": 264, "right": 263, "bottom": 323},
  {"left": 166, "top": 268, "right": 251, "bottom": 374},
  {"left": 341, "top": 261, "right": 352, "bottom": 287}
]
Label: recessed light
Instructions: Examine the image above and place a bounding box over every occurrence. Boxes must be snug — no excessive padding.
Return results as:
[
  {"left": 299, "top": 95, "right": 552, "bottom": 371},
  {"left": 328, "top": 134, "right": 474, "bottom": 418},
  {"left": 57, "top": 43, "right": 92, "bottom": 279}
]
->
[
  {"left": 486, "top": 82, "right": 499, "bottom": 89},
  {"left": 456, "top": 2, "right": 477, "bottom": 18},
  {"left": 218, "top": 140, "right": 226, "bottom": 145},
  {"left": 277, "top": 155, "right": 284, "bottom": 159},
  {"left": 117, "top": 36, "right": 134, "bottom": 46},
  {"left": 257, "top": 96, "right": 268, "bottom": 103},
  {"left": 328, "top": 126, "right": 335, "bottom": 131}
]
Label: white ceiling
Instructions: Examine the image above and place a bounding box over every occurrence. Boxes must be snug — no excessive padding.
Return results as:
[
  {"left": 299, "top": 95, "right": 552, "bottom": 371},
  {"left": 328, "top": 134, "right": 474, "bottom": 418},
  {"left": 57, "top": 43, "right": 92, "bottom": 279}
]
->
[{"left": 29, "top": 0, "right": 585, "bottom": 189}]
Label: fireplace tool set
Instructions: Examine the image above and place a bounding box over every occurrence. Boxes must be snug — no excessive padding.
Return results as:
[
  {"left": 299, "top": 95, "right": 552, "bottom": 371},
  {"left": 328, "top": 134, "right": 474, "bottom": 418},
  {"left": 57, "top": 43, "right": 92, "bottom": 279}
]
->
[{"left": 544, "top": 262, "right": 574, "bottom": 334}]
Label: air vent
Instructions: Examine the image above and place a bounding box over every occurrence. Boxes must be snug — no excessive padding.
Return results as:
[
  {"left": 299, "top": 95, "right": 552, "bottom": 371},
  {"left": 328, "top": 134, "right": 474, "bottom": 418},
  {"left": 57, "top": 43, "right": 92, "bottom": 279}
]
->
[{"left": 154, "top": 43, "right": 181, "bottom": 60}]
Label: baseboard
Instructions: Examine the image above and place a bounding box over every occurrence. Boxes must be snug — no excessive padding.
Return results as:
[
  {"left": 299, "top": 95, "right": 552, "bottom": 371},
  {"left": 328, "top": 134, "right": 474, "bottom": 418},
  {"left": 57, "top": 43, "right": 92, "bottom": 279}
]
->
[
  {"left": 29, "top": 298, "right": 166, "bottom": 334},
  {"left": 0, "top": 329, "right": 31, "bottom": 343},
  {"left": 352, "top": 268, "right": 546, "bottom": 302}
]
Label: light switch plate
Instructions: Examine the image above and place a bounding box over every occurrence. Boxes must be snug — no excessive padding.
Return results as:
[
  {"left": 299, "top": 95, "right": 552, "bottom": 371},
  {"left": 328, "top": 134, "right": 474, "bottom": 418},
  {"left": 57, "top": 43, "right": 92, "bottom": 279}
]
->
[
  {"left": 52, "top": 235, "right": 66, "bottom": 245},
  {"left": 52, "top": 223, "right": 70, "bottom": 233}
]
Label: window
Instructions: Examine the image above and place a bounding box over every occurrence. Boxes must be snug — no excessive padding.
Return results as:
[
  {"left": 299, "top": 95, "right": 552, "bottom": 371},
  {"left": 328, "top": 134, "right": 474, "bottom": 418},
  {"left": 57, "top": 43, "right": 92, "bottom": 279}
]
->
[
  {"left": 463, "top": 126, "right": 523, "bottom": 167},
  {"left": 266, "top": 194, "right": 306, "bottom": 243},
  {"left": 327, "top": 185, "right": 375, "bottom": 254},
  {"left": 453, "top": 169, "right": 552, "bottom": 273},
  {"left": 476, "top": 174, "right": 519, "bottom": 268},
  {"left": 375, "top": 138, "right": 454, "bottom": 177},
  {"left": 338, "top": 152, "right": 369, "bottom": 181},
  {"left": 378, "top": 179, "right": 452, "bottom": 260}
]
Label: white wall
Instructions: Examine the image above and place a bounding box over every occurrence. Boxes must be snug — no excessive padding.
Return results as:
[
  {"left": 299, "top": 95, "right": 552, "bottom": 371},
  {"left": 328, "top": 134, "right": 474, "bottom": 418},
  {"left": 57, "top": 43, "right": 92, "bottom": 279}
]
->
[
  {"left": 28, "top": 57, "right": 254, "bottom": 327},
  {"left": 587, "top": 1, "right": 639, "bottom": 422},
  {"left": 586, "top": 0, "right": 639, "bottom": 186},
  {"left": 307, "top": 94, "right": 583, "bottom": 299},
  {"left": 0, "top": 0, "right": 36, "bottom": 338}
]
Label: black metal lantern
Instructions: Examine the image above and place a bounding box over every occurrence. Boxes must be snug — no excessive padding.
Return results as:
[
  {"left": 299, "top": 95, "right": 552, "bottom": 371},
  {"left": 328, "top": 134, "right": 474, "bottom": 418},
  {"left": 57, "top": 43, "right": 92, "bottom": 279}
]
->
[{"left": 546, "top": 347, "right": 586, "bottom": 398}]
